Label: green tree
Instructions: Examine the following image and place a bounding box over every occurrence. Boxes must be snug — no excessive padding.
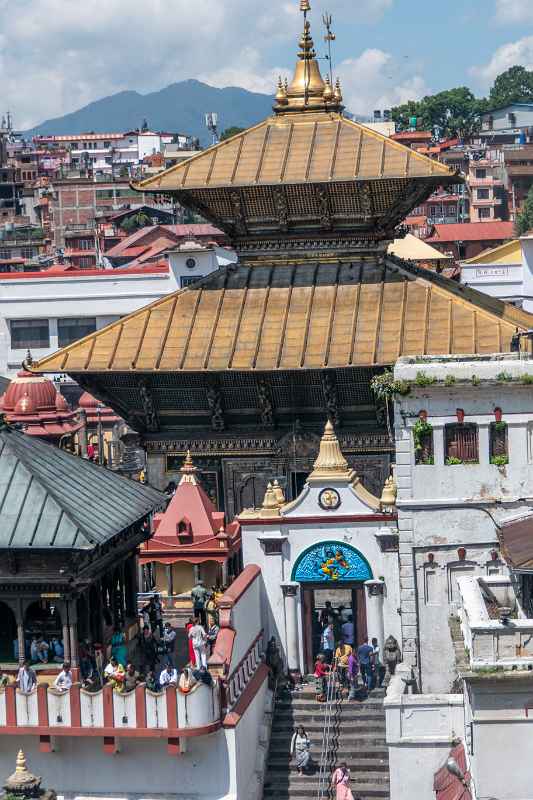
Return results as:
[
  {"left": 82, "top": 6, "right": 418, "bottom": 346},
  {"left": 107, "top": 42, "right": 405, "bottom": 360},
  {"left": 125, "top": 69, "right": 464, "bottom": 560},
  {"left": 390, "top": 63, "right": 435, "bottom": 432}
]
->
[
  {"left": 489, "top": 66, "right": 533, "bottom": 108},
  {"left": 121, "top": 211, "right": 152, "bottom": 233},
  {"left": 516, "top": 185, "right": 533, "bottom": 236},
  {"left": 391, "top": 87, "right": 483, "bottom": 138},
  {"left": 220, "top": 126, "right": 246, "bottom": 141}
]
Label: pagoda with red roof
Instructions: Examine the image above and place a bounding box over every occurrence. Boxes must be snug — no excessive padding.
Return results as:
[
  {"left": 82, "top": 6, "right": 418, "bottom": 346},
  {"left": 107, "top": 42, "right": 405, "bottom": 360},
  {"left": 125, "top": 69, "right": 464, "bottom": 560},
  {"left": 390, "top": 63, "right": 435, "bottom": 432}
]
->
[{"left": 140, "top": 451, "right": 241, "bottom": 608}]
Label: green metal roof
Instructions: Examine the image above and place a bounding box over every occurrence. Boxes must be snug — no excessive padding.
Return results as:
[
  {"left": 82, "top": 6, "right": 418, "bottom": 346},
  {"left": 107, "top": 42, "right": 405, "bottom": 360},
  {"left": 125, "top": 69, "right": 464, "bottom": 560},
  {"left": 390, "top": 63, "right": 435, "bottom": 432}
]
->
[{"left": 0, "top": 426, "right": 164, "bottom": 550}]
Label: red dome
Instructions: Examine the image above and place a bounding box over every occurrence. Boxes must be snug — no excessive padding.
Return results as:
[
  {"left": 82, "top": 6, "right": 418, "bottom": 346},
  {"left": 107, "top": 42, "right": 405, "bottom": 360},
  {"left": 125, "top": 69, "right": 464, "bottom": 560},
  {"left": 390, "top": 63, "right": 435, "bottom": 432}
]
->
[{"left": 2, "top": 370, "right": 59, "bottom": 413}]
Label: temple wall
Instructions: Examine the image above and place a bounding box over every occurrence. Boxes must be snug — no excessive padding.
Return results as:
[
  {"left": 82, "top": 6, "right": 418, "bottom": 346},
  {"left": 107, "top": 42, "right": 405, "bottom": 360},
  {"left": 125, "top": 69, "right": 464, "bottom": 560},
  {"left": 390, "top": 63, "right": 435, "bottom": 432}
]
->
[
  {"left": 385, "top": 665, "right": 465, "bottom": 800},
  {"left": 0, "top": 732, "right": 233, "bottom": 799},
  {"left": 394, "top": 358, "right": 533, "bottom": 693}
]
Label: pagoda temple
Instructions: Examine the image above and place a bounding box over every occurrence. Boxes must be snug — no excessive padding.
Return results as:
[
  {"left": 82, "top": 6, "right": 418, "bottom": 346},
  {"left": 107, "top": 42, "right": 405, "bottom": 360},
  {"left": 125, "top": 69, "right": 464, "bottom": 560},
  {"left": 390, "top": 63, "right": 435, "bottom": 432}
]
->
[
  {"left": 31, "top": 4, "right": 533, "bottom": 515},
  {"left": 0, "top": 369, "right": 80, "bottom": 442}
]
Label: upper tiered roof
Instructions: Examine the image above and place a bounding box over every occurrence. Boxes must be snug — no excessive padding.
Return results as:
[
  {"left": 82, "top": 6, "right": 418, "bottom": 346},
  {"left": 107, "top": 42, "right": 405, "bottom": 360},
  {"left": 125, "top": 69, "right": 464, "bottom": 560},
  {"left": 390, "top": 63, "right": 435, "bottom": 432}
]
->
[{"left": 132, "top": 5, "right": 455, "bottom": 251}]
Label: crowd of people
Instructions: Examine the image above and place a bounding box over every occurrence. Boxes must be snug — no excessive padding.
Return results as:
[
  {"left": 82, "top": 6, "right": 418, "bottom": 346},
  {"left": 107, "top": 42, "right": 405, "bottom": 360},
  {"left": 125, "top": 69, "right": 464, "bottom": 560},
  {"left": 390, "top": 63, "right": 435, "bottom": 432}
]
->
[{"left": 313, "top": 602, "right": 385, "bottom": 702}]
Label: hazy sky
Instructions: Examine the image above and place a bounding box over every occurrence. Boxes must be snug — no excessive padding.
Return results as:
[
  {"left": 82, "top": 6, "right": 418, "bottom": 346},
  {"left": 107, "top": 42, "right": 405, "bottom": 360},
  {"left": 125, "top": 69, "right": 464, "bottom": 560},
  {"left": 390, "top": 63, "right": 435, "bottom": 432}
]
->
[{"left": 2, "top": 0, "right": 533, "bottom": 129}]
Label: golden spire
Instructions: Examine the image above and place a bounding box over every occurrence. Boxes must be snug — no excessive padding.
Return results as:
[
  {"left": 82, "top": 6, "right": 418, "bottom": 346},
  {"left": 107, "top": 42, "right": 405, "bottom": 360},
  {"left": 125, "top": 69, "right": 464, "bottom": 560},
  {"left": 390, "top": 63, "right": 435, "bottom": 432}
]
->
[
  {"left": 179, "top": 449, "right": 198, "bottom": 485},
  {"left": 275, "top": 76, "right": 288, "bottom": 106},
  {"left": 259, "top": 482, "right": 283, "bottom": 517},
  {"left": 16, "top": 751, "right": 26, "bottom": 773},
  {"left": 333, "top": 77, "right": 343, "bottom": 103},
  {"left": 308, "top": 420, "right": 355, "bottom": 482},
  {"left": 272, "top": 479, "right": 286, "bottom": 505},
  {"left": 380, "top": 472, "right": 397, "bottom": 511},
  {"left": 273, "top": 1, "right": 343, "bottom": 115}
]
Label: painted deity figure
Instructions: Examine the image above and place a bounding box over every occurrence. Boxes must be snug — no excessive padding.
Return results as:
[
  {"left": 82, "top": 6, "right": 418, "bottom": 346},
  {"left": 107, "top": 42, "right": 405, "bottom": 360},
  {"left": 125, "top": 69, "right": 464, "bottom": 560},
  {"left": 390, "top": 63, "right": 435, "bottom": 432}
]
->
[{"left": 384, "top": 635, "right": 401, "bottom": 675}]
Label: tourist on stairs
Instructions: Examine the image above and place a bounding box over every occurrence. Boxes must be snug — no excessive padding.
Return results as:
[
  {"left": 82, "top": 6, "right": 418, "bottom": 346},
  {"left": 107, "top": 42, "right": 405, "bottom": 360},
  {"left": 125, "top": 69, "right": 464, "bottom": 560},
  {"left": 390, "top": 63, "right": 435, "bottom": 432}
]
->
[
  {"left": 331, "top": 762, "right": 355, "bottom": 800},
  {"left": 290, "top": 725, "right": 311, "bottom": 776},
  {"left": 321, "top": 621, "right": 335, "bottom": 664},
  {"left": 314, "top": 653, "right": 330, "bottom": 701}
]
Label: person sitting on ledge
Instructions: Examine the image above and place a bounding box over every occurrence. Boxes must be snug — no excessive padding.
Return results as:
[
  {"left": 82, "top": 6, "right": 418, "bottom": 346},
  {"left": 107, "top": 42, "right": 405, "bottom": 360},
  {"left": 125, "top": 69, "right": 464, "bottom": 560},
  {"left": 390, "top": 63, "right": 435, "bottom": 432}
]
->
[
  {"left": 123, "top": 663, "right": 140, "bottom": 692},
  {"left": 16, "top": 660, "right": 37, "bottom": 693},
  {"left": 53, "top": 661, "right": 73, "bottom": 692},
  {"left": 159, "top": 663, "right": 178, "bottom": 688},
  {"left": 145, "top": 669, "right": 160, "bottom": 693},
  {"left": 178, "top": 666, "right": 197, "bottom": 694},
  {"left": 104, "top": 657, "right": 125, "bottom": 692}
]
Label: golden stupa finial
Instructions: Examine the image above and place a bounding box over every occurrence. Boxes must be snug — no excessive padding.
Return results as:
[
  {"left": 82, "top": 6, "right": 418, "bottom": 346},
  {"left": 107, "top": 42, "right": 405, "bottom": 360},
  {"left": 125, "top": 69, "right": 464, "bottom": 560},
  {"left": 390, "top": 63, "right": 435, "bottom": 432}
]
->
[
  {"left": 272, "top": 479, "right": 286, "bottom": 506},
  {"left": 333, "top": 77, "right": 343, "bottom": 103},
  {"left": 323, "top": 75, "right": 334, "bottom": 103},
  {"left": 16, "top": 751, "right": 26, "bottom": 773},
  {"left": 259, "top": 482, "right": 282, "bottom": 517},
  {"left": 275, "top": 76, "right": 288, "bottom": 106},
  {"left": 380, "top": 472, "right": 397, "bottom": 510},
  {"left": 273, "top": 0, "right": 342, "bottom": 115},
  {"left": 308, "top": 420, "right": 354, "bottom": 482},
  {"left": 179, "top": 449, "right": 198, "bottom": 484}
]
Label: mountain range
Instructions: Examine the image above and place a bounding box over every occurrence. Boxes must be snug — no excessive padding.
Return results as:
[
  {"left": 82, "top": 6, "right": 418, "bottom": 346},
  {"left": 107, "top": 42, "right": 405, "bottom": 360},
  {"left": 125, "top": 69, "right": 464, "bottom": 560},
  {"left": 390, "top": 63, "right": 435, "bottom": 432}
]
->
[{"left": 26, "top": 80, "right": 274, "bottom": 143}]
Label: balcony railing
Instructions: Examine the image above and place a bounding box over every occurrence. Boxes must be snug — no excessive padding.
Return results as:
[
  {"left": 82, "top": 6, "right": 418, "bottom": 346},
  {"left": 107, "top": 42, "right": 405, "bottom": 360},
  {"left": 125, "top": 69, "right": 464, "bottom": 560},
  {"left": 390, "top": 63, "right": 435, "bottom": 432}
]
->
[
  {"left": 468, "top": 177, "right": 504, "bottom": 187},
  {"left": 0, "top": 681, "right": 221, "bottom": 742},
  {"left": 471, "top": 197, "right": 502, "bottom": 206}
]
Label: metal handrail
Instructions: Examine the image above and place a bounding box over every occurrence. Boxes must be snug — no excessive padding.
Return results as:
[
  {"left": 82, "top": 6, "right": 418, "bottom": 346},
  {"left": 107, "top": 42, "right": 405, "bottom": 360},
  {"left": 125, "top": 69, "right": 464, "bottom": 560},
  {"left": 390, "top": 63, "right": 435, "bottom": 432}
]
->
[{"left": 316, "top": 664, "right": 339, "bottom": 800}]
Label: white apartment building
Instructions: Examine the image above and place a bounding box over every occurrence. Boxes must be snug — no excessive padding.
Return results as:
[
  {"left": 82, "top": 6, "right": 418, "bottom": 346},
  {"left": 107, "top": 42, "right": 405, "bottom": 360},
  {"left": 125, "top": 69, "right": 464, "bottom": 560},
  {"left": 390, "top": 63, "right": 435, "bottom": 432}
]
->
[
  {"left": 0, "top": 242, "right": 235, "bottom": 377},
  {"left": 461, "top": 234, "right": 533, "bottom": 312},
  {"left": 33, "top": 131, "right": 195, "bottom": 176}
]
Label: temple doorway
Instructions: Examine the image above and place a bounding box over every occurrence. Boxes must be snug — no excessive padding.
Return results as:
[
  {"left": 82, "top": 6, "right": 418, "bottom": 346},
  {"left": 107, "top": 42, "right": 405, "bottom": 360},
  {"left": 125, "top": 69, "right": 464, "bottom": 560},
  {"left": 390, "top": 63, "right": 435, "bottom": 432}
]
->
[
  {"left": 301, "top": 584, "right": 367, "bottom": 674},
  {"left": 291, "top": 540, "right": 374, "bottom": 674}
]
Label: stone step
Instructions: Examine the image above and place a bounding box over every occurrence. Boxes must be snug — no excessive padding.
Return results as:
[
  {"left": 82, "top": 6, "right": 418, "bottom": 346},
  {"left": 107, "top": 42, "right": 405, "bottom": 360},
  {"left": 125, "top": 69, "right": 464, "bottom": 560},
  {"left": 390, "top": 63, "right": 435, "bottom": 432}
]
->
[
  {"left": 263, "top": 787, "right": 390, "bottom": 800},
  {"left": 266, "top": 758, "right": 389, "bottom": 773},
  {"left": 272, "top": 711, "right": 385, "bottom": 724},
  {"left": 268, "top": 745, "right": 389, "bottom": 760},
  {"left": 269, "top": 731, "right": 387, "bottom": 746},
  {"left": 276, "top": 698, "right": 385, "bottom": 709},
  {"left": 265, "top": 770, "right": 389, "bottom": 786}
]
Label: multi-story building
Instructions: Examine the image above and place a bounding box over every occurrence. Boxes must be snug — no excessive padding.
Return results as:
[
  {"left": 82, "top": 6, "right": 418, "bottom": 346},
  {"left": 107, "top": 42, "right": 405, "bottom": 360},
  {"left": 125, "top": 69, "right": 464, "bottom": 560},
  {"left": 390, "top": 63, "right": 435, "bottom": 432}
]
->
[
  {"left": 33, "top": 130, "right": 196, "bottom": 177},
  {"left": 503, "top": 144, "right": 533, "bottom": 220},
  {"left": 467, "top": 151, "right": 506, "bottom": 222},
  {"left": 476, "top": 103, "right": 533, "bottom": 146},
  {"left": 0, "top": 240, "right": 235, "bottom": 376},
  {"left": 425, "top": 220, "right": 514, "bottom": 260},
  {"left": 49, "top": 177, "right": 173, "bottom": 249}
]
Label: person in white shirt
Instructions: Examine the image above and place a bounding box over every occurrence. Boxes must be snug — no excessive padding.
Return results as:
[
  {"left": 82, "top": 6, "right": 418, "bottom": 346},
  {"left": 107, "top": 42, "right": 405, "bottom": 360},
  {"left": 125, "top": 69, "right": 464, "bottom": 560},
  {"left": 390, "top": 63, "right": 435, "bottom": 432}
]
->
[
  {"left": 341, "top": 615, "right": 354, "bottom": 646},
  {"left": 188, "top": 618, "right": 208, "bottom": 669},
  {"left": 159, "top": 665, "right": 178, "bottom": 687},
  {"left": 54, "top": 662, "right": 73, "bottom": 692},
  {"left": 321, "top": 623, "right": 335, "bottom": 664}
]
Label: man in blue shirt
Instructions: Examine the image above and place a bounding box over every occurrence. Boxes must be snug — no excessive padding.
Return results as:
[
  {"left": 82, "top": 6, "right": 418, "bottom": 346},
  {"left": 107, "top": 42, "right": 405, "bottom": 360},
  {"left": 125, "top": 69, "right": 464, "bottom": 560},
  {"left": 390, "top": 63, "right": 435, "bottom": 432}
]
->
[{"left": 357, "top": 637, "right": 375, "bottom": 690}]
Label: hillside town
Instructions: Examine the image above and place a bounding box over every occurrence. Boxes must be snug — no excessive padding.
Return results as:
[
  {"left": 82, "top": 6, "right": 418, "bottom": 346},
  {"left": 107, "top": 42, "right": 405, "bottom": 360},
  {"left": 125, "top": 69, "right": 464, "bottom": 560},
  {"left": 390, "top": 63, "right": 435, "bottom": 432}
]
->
[{"left": 2, "top": 3, "right": 533, "bottom": 800}]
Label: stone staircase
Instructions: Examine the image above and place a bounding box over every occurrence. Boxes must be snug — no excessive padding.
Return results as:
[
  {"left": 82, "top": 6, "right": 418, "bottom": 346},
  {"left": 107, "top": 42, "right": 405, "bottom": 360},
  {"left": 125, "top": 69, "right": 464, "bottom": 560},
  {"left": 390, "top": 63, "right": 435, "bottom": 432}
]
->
[{"left": 263, "top": 682, "right": 390, "bottom": 800}]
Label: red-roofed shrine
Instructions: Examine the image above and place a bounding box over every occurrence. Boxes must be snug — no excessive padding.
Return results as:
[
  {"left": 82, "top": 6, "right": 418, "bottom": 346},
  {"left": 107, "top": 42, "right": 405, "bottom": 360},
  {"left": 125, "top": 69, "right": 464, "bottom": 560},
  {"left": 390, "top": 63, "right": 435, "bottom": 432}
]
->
[{"left": 140, "top": 452, "right": 242, "bottom": 606}]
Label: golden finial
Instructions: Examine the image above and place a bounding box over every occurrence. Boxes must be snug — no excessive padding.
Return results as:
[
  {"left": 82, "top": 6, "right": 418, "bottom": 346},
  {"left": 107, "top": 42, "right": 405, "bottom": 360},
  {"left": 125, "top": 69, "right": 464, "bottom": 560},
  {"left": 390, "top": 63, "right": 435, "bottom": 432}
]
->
[
  {"left": 380, "top": 473, "right": 397, "bottom": 510},
  {"left": 275, "top": 76, "right": 288, "bottom": 105},
  {"left": 323, "top": 75, "right": 334, "bottom": 103},
  {"left": 16, "top": 751, "right": 26, "bottom": 773},
  {"left": 300, "top": 0, "right": 311, "bottom": 11},
  {"left": 179, "top": 449, "right": 198, "bottom": 484},
  {"left": 333, "top": 77, "right": 343, "bottom": 103},
  {"left": 272, "top": 479, "right": 286, "bottom": 506},
  {"left": 308, "top": 420, "right": 354, "bottom": 482}
]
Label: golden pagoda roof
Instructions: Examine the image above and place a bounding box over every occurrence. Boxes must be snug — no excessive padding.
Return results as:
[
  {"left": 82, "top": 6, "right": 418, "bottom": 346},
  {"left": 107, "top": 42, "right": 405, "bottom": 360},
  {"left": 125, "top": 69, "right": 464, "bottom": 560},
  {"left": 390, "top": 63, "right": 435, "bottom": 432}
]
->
[
  {"left": 31, "top": 256, "right": 533, "bottom": 375},
  {"left": 133, "top": 6, "right": 452, "bottom": 196},
  {"left": 134, "top": 113, "right": 452, "bottom": 194}
]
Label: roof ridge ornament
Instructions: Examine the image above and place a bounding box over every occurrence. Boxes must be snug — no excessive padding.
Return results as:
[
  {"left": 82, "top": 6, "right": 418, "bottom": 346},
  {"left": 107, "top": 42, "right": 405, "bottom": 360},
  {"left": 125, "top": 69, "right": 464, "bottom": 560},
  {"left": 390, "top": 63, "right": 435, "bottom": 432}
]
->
[{"left": 273, "top": 1, "right": 343, "bottom": 115}]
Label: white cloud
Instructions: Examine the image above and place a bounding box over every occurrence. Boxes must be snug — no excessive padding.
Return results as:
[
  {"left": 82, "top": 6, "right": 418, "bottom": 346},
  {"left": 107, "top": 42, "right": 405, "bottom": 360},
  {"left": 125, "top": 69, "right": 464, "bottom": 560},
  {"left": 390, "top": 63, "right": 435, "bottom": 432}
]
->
[
  {"left": 470, "top": 35, "right": 533, "bottom": 87},
  {"left": 494, "top": 0, "right": 533, "bottom": 23},
  {"left": 337, "top": 49, "right": 430, "bottom": 116},
  {"left": 0, "top": 0, "right": 395, "bottom": 129}
]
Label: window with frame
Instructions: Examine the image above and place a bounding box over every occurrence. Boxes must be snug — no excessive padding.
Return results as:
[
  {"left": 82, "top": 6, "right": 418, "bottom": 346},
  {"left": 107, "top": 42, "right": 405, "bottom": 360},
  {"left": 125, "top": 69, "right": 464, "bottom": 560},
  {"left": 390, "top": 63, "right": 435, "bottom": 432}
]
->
[
  {"left": 475, "top": 168, "right": 487, "bottom": 179},
  {"left": 490, "top": 421, "right": 508, "bottom": 464},
  {"left": 477, "top": 188, "right": 490, "bottom": 200},
  {"left": 445, "top": 423, "right": 479, "bottom": 464},
  {"left": 479, "top": 207, "right": 491, "bottom": 219},
  {"left": 10, "top": 318, "right": 50, "bottom": 349},
  {"left": 57, "top": 317, "right": 97, "bottom": 347}
]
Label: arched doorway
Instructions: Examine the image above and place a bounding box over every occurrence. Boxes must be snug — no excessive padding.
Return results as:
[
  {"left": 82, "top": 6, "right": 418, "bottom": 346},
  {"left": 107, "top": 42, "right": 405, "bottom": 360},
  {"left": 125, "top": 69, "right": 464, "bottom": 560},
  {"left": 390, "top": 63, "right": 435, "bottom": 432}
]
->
[
  {"left": 0, "top": 601, "right": 17, "bottom": 662},
  {"left": 291, "top": 541, "right": 373, "bottom": 674}
]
